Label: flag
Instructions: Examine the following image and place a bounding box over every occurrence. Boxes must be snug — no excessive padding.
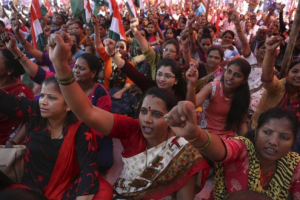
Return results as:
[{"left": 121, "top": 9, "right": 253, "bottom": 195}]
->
[
  {"left": 30, "top": 0, "right": 47, "bottom": 51},
  {"left": 70, "top": 0, "right": 92, "bottom": 27},
  {"left": 125, "top": 0, "right": 137, "bottom": 18},
  {"left": 44, "top": 0, "right": 52, "bottom": 16},
  {"left": 109, "top": 0, "right": 126, "bottom": 42},
  {"left": 133, "top": 0, "right": 144, "bottom": 9}
]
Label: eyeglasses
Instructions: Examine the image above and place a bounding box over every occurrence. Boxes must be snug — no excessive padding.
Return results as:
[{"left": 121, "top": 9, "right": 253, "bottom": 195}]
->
[
  {"left": 163, "top": 48, "right": 176, "bottom": 53},
  {"left": 156, "top": 72, "right": 175, "bottom": 79}
]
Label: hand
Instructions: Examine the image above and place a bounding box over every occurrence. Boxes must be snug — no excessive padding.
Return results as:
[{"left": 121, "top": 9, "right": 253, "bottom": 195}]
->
[
  {"left": 187, "top": 15, "right": 196, "bottom": 26},
  {"left": 268, "top": 7, "right": 275, "bottom": 14},
  {"left": 186, "top": 63, "right": 198, "bottom": 85},
  {"left": 48, "top": 31, "right": 73, "bottom": 65},
  {"left": 91, "top": 14, "right": 99, "bottom": 26},
  {"left": 112, "top": 90, "right": 124, "bottom": 99},
  {"left": 2, "top": 32, "right": 17, "bottom": 51},
  {"left": 103, "top": 38, "right": 116, "bottom": 56},
  {"left": 265, "top": 36, "right": 282, "bottom": 51},
  {"left": 43, "top": 25, "right": 51, "bottom": 38},
  {"left": 222, "top": 44, "right": 234, "bottom": 51},
  {"left": 11, "top": 18, "right": 20, "bottom": 35},
  {"left": 230, "top": 11, "right": 240, "bottom": 25},
  {"left": 180, "top": 32, "right": 190, "bottom": 46},
  {"left": 165, "top": 101, "right": 199, "bottom": 139}
]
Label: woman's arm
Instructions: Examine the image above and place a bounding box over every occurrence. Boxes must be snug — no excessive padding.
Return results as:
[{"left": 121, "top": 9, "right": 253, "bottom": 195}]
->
[
  {"left": 92, "top": 15, "right": 104, "bottom": 51},
  {"left": 11, "top": 19, "right": 43, "bottom": 62},
  {"left": 48, "top": 32, "right": 115, "bottom": 135},
  {"left": 165, "top": 101, "right": 226, "bottom": 162},
  {"left": 176, "top": 174, "right": 197, "bottom": 200},
  {"left": 187, "top": 16, "right": 197, "bottom": 53},
  {"left": 130, "top": 18, "right": 150, "bottom": 51},
  {"left": 262, "top": 36, "right": 282, "bottom": 81}
]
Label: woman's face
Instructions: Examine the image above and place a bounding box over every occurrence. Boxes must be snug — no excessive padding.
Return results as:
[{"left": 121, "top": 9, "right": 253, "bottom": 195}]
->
[
  {"left": 255, "top": 118, "right": 294, "bottom": 164},
  {"left": 197, "top": 28, "right": 203, "bottom": 39},
  {"left": 99, "top": 26, "right": 107, "bottom": 38},
  {"left": 73, "top": 57, "right": 95, "bottom": 83},
  {"left": 155, "top": 66, "right": 177, "bottom": 91},
  {"left": 139, "top": 95, "right": 169, "bottom": 144},
  {"left": 71, "top": 24, "right": 83, "bottom": 36},
  {"left": 146, "top": 24, "right": 156, "bottom": 35},
  {"left": 222, "top": 32, "right": 234, "bottom": 45},
  {"left": 223, "top": 64, "right": 246, "bottom": 90},
  {"left": 256, "top": 44, "right": 266, "bottom": 60},
  {"left": 162, "top": 44, "right": 177, "bottom": 59},
  {"left": 85, "top": 26, "right": 92, "bottom": 36},
  {"left": 200, "top": 38, "right": 212, "bottom": 54},
  {"left": 166, "top": 29, "right": 174, "bottom": 39},
  {"left": 55, "top": 15, "right": 63, "bottom": 25},
  {"left": 115, "top": 41, "right": 128, "bottom": 58},
  {"left": 206, "top": 50, "right": 222, "bottom": 69},
  {"left": 39, "top": 83, "right": 69, "bottom": 120},
  {"left": 208, "top": 28, "right": 215, "bottom": 39},
  {"left": 245, "top": 22, "right": 252, "bottom": 33},
  {"left": 287, "top": 63, "right": 300, "bottom": 88},
  {"left": 100, "top": 17, "right": 106, "bottom": 24},
  {"left": 143, "top": 18, "right": 149, "bottom": 26}
]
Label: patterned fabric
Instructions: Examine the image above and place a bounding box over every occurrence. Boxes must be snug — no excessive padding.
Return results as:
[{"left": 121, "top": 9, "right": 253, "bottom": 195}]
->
[
  {"left": 112, "top": 135, "right": 209, "bottom": 199},
  {"left": 214, "top": 136, "right": 300, "bottom": 200},
  {"left": 195, "top": 66, "right": 223, "bottom": 92}
]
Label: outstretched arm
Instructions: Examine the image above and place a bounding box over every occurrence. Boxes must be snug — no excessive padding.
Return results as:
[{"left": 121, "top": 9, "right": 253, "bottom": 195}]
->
[
  {"left": 48, "top": 32, "right": 114, "bottom": 136},
  {"left": 130, "top": 18, "right": 149, "bottom": 51}
]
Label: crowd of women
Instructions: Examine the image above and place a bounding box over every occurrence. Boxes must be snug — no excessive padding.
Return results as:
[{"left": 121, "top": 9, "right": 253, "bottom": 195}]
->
[{"left": 0, "top": 0, "right": 300, "bottom": 199}]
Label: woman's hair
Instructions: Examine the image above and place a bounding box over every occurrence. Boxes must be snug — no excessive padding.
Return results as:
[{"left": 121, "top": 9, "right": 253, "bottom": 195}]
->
[
  {"left": 256, "top": 107, "right": 298, "bottom": 142},
  {"left": 116, "top": 39, "right": 129, "bottom": 51},
  {"left": 224, "top": 58, "right": 251, "bottom": 130},
  {"left": 0, "top": 49, "right": 25, "bottom": 78},
  {"left": 99, "top": 23, "right": 107, "bottom": 30},
  {"left": 77, "top": 53, "right": 101, "bottom": 82},
  {"left": 142, "top": 87, "right": 179, "bottom": 112},
  {"left": 288, "top": 62, "right": 300, "bottom": 72},
  {"left": 208, "top": 26, "right": 217, "bottom": 33},
  {"left": 199, "top": 33, "right": 212, "bottom": 44},
  {"left": 207, "top": 46, "right": 224, "bottom": 61},
  {"left": 222, "top": 30, "right": 235, "bottom": 39},
  {"left": 42, "top": 77, "right": 78, "bottom": 135},
  {"left": 70, "top": 33, "right": 80, "bottom": 46},
  {"left": 165, "top": 27, "right": 178, "bottom": 40},
  {"left": 139, "top": 28, "right": 149, "bottom": 38},
  {"left": 162, "top": 39, "right": 180, "bottom": 54},
  {"left": 156, "top": 58, "right": 187, "bottom": 100},
  {"left": 73, "top": 20, "right": 83, "bottom": 30}
]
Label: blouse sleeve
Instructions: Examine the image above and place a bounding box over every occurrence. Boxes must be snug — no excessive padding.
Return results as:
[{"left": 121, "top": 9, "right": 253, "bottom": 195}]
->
[
  {"left": 142, "top": 46, "right": 160, "bottom": 80},
  {"left": 96, "top": 46, "right": 110, "bottom": 63},
  {"left": 0, "top": 89, "right": 37, "bottom": 122},
  {"left": 75, "top": 124, "right": 100, "bottom": 196},
  {"left": 121, "top": 61, "right": 155, "bottom": 92},
  {"left": 31, "top": 66, "right": 55, "bottom": 85},
  {"left": 218, "top": 138, "right": 248, "bottom": 163}
]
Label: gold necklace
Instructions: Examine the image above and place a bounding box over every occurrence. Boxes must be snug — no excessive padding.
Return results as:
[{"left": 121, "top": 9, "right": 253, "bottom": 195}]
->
[
  {"left": 47, "top": 122, "right": 63, "bottom": 139},
  {"left": 145, "top": 133, "right": 169, "bottom": 168}
]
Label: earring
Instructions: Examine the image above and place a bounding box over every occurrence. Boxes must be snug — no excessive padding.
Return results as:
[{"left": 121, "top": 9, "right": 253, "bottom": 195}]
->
[{"left": 66, "top": 108, "right": 70, "bottom": 112}]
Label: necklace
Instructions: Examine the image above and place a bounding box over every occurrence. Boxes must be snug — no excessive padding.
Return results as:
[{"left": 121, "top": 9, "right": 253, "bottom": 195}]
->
[
  {"left": 86, "top": 83, "right": 94, "bottom": 97},
  {"left": 47, "top": 121, "right": 63, "bottom": 139},
  {"left": 145, "top": 133, "right": 169, "bottom": 168}
]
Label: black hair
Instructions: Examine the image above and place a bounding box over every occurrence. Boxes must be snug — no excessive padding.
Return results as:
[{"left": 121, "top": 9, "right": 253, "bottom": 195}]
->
[
  {"left": 288, "top": 61, "right": 300, "bottom": 72},
  {"left": 165, "top": 27, "right": 178, "bottom": 41},
  {"left": 73, "top": 21, "right": 83, "bottom": 30},
  {"left": 0, "top": 20, "right": 5, "bottom": 27},
  {"left": 199, "top": 33, "right": 212, "bottom": 44},
  {"left": 99, "top": 23, "right": 108, "bottom": 30},
  {"left": 139, "top": 28, "right": 149, "bottom": 38},
  {"left": 42, "top": 76, "right": 78, "bottom": 135},
  {"left": 0, "top": 49, "right": 25, "bottom": 78},
  {"left": 156, "top": 58, "right": 187, "bottom": 100},
  {"left": 77, "top": 53, "right": 101, "bottom": 82},
  {"left": 222, "top": 30, "right": 235, "bottom": 39},
  {"left": 207, "top": 45, "right": 224, "bottom": 61},
  {"left": 116, "top": 39, "right": 129, "bottom": 51},
  {"left": 208, "top": 26, "right": 217, "bottom": 33},
  {"left": 223, "top": 58, "right": 251, "bottom": 130},
  {"left": 123, "top": 19, "right": 130, "bottom": 24},
  {"left": 142, "top": 87, "right": 179, "bottom": 112},
  {"left": 70, "top": 33, "right": 80, "bottom": 45},
  {"left": 162, "top": 39, "right": 180, "bottom": 54},
  {"left": 257, "top": 107, "right": 298, "bottom": 142}
]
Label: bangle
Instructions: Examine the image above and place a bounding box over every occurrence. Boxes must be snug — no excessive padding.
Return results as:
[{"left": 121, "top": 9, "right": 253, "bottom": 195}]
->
[
  {"left": 188, "top": 132, "right": 200, "bottom": 142},
  {"left": 109, "top": 52, "right": 116, "bottom": 57},
  {"left": 14, "top": 54, "right": 24, "bottom": 60},
  {"left": 197, "top": 130, "right": 211, "bottom": 150},
  {"left": 55, "top": 71, "right": 74, "bottom": 82},
  {"left": 183, "top": 49, "right": 189, "bottom": 53},
  {"left": 20, "top": 40, "right": 26, "bottom": 46},
  {"left": 55, "top": 71, "right": 75, "bottom": 85},
  {"left": 20, "top": 57, "right": 28, "bottom": 64}
]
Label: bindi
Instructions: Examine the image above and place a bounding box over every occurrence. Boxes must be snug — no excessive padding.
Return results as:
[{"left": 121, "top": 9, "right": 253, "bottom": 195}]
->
[{"left": 148, "top": 107, "right": 151, "bottom": 111}]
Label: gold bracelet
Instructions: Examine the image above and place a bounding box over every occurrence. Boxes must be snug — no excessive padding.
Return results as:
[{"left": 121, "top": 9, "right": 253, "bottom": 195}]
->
[
  {"left": 197, "top": 130, "right": 211, "bottom": 150},
  {"left": 20, "top": 57, "right": 28, "bottom": 64},
  {"left": 188, "top": 132, "right": 200, "bottom": 142}
]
